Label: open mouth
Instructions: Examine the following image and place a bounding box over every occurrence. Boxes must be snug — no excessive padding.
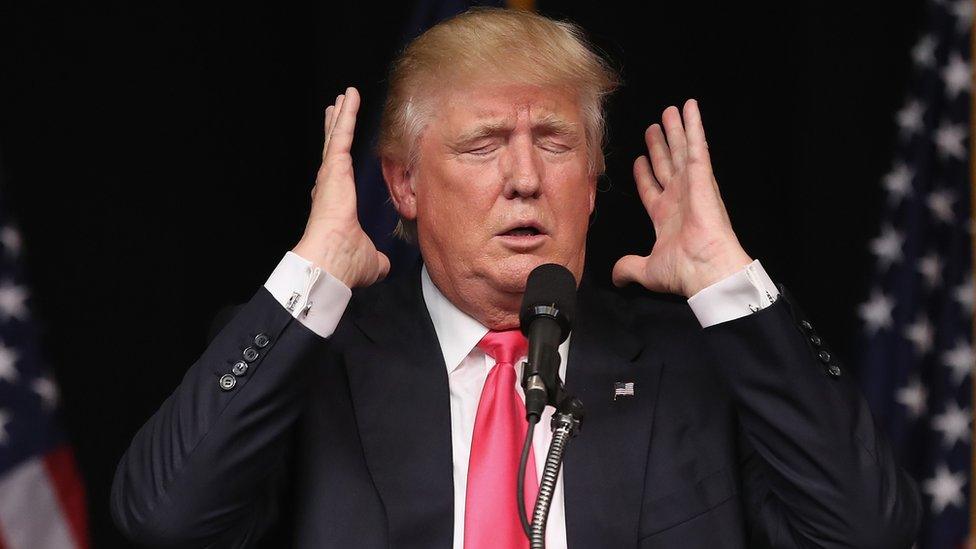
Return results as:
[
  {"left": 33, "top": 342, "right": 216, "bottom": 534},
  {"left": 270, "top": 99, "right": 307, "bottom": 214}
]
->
[{"left": 502, "top": 226, "right": 543, "bottom": 237}]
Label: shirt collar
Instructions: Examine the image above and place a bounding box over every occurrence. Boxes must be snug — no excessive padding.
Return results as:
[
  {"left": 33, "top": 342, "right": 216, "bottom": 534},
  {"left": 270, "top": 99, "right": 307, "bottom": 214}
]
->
[{"left": 421, "top": 265, "right": 490, "bottom": 374}]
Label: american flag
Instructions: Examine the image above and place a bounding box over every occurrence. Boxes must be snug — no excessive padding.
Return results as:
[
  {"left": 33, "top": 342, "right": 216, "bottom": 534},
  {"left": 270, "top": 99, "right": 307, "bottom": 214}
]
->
[
  {"left": 858, "top": 0, "right": 973, "bottom": 547},
  {"left": 0, "top": 197, "right": 89, "bottom": 546},
  {"left": 613, "top": 381, "right": 635, "bottom": 400}
]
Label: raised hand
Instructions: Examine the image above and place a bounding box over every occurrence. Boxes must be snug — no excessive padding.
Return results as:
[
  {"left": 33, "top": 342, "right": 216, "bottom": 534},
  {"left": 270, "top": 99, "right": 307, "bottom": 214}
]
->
[
  {"left": 611, "top": 99, "right": 752, "bottom": 298},
  {"left": 292, "top": 87, "right": 390, "bottom": 288}
]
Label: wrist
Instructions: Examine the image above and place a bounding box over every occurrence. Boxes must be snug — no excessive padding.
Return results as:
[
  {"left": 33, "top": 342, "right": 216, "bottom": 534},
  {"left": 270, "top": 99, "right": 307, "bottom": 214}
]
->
[
  {"left": 682, "top": 245, "right": 753, "bottom": 297},
  {"left": 292, "top": 233, "right": 356, "bottom": 288}
]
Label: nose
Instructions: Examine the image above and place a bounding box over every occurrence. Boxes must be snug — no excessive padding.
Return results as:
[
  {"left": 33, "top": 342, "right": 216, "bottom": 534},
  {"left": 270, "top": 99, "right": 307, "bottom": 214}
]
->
[{"left": 502, "top": 134, "right": 542, "bottom": 200}]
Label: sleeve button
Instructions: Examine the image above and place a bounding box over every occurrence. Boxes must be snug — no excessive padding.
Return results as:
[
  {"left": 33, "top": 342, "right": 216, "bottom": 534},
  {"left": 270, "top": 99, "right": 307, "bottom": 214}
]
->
[
  {"left": 809, "top": 334, "right": 822, "bottom": 346},
  {"left": 243, "top": 347, "right": 260, "bottom": 362},
  {"left": 818, "top": 349, "right": 832, "bottom": 363},
  {"left": 827, "top": 364, "right": 842, "bottom": 377},
  {"left": 254, "top": 333, "right": 270, "bottom": 348},
  {"left": 219, "top": 374, "right": 237, "bottom": 391},
  {"left": 232, "top": 361, "right": 249, "bottom": 376},
  {"left": 800, "top": 320, "right": 813, "bottom": 331}
]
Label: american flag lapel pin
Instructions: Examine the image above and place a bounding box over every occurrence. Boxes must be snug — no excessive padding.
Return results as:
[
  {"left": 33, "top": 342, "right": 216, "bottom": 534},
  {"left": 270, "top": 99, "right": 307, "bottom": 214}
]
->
[{"left": 613, "top": 381, "right": 635, "bottom": 400}]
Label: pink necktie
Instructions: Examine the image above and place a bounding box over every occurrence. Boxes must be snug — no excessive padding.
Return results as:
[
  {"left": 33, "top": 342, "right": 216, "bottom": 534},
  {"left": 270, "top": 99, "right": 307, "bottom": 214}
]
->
[{"left": 464, "top": 330, "right": 538, "bottom": 549}]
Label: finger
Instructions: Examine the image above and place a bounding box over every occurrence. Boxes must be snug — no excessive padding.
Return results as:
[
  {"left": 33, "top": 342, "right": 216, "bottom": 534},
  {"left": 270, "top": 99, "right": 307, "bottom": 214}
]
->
[
  {"left": 324, "top": 94, "right": 345, "bottom": 153},
  {"left": 327, "top": 94, "right": 343, "bottom": 136},
  {"left": 661, "top": 105, "right": 688, "bottom": 169},
  {"left": 374, "top": 251, "right": 391, "bottom": 283},
  {"left": 633, "top": 155, "right": 662, "bottom": 207},
  {"left": 611, "top": 255, "right": 646, "bottom": 288},
  {"left": 325, "top": 88, "right": 359, "bottom": 157},
  {"left": 645, "top": 124, "right": 673, "bottom": 183},
  {"left": 682, "top": 99, "right": 711, "bottom": 165},
  {"left": 321, "top": 105, "right": 335, "bottom": 161}
]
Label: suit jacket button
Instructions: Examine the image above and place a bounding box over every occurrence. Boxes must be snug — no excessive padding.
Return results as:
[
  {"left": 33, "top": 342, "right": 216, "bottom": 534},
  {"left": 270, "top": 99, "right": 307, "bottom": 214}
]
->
[
  {"left": 243, "top": 347, "right": 260, "bottom": 362},
  {"left": 818, "top": 349, "right": 832, "bottom": 363},
  {"left": 232, "top": 361, "right": 249, "bottom": 376},
  {"left": 219, "top": 373, "right": 237, "bottom": 391},
  {"left": 809, "top": 334, "right": 822, "bottom": 346},
  {"left": 254, "top": 333, "right": 270, "bottom": 348},
  {"left": 800, "top": 320, "right": 813, "bottom": 331},
  {"left": 827, "top": 364, "right": 842, "bottom": 377}
]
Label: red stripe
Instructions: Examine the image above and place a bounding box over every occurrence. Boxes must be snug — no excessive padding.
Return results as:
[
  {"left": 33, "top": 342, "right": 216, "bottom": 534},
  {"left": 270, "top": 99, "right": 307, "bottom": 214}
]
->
[{"left": 42, "top": 445, "right": 90, "bottom": 549}]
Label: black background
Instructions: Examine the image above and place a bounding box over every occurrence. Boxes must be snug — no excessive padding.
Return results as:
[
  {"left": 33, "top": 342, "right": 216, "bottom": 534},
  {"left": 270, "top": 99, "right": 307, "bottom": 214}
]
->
[{"left": 0, "top": 1, "right": 923, "bottom": 545}]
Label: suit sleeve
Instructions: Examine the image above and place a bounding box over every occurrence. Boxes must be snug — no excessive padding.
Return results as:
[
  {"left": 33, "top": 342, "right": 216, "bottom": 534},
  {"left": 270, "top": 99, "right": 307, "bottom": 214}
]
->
[
  {"left": 702, "top": 283, "right": 922, "bottom": 548},
  {"left": 110, "top": 286, "right": 333, "bottom": 547}
]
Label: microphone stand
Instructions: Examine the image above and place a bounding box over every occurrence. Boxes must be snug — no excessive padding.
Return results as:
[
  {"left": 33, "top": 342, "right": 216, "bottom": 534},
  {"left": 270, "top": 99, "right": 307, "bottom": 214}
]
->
[{"left": 518, "top": 371, "right": 584, "bottom": 549}]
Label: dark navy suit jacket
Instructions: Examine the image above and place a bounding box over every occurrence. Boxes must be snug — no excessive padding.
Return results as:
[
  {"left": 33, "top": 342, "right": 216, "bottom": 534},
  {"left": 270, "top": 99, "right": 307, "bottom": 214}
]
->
[{"left": 111, "top": 265, "right": 921, "bottom": 548}]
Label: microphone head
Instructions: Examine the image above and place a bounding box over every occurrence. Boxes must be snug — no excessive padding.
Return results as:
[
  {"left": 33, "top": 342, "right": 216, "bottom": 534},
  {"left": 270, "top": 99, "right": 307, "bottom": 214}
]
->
[{"left": 519, "top": 263, "right": 577, "bottom": 341}]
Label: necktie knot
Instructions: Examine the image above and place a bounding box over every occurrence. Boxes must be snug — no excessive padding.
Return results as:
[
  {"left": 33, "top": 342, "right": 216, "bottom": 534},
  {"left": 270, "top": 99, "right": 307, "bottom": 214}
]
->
[{"left": 477, "top": 329, "right": 528, "bottom": 366}]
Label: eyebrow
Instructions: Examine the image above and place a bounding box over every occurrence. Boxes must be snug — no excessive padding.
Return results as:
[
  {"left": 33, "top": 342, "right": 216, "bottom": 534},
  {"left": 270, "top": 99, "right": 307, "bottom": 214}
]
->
[{"left": 451, "top": 113, "right": 580, "bottom": 146}]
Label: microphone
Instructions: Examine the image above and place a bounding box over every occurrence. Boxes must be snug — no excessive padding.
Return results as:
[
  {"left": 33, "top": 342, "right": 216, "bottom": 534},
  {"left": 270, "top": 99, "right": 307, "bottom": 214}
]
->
[{"left": 519, "top": 263, "right": 577, "bottom": 422}]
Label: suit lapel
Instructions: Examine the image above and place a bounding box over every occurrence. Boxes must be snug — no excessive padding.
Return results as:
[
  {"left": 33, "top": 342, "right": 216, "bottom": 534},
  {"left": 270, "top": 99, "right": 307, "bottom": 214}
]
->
[
  {"left": 345, "top": 266, "right": 455, "bottom": 548},
  {"left": 563, "top": 284, "right": 664, "bottom": 548}
]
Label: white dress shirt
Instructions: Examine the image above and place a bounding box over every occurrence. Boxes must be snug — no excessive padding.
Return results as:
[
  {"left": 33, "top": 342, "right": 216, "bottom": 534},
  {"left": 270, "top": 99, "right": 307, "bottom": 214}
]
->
[{"left": 263, "top": 251, "right": 780, "bottom": 548}]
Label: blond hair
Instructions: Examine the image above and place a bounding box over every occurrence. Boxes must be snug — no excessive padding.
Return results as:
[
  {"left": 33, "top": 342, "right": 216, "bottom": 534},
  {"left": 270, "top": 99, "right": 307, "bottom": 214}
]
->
[{"left": 377, "top": 7, "right": 620, "bottom": 242}]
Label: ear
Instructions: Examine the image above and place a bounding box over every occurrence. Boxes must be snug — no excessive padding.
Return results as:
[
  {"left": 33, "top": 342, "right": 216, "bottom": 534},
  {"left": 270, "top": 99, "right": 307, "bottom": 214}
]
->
[
  {"left": 588, "top": 175, "right": 597, "bottom": 214},
  {"left": 382, "top": 155, "right": 417, "bottom": 221}
]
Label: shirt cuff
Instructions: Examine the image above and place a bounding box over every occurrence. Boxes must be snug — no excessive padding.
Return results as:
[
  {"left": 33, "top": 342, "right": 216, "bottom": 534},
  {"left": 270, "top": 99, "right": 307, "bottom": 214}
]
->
[
  {"left": 686, "top": 259, "right": 780, "bottom": 328},
  {"left": 264, "top": 251, "right": 352, "bottom": 338}
]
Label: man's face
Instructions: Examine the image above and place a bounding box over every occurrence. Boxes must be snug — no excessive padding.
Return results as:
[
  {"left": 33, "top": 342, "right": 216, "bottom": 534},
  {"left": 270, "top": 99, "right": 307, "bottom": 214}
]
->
[{"left": 411, "top": 82, "right": 596, "bottom": 302}]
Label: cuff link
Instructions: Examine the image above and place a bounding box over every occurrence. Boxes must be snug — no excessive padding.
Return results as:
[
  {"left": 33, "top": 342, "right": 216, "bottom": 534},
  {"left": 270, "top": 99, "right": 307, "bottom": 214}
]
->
[
  {"left": 285, "top": 292, "right": 301, "bottom": 312},
  {"left": 218, "top": 373, "right": 237, "bottom": 391}
]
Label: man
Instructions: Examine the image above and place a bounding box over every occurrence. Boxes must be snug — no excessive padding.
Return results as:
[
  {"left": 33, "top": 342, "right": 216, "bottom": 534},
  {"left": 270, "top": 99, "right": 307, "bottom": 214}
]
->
[{"left": 111, "top": 8, "right": 921, "bottom": 548}]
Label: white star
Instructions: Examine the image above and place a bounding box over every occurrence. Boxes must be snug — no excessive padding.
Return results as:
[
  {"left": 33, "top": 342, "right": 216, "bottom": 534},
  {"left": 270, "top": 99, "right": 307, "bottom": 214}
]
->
[
  {"left": 31, "top": 377, "right": 59, "bottom": 411},
  {"left": 932, "top": 402, "right": 971, "bottom": 448},
  {"left": 904, "top": 315, "right": 935, "bottom": 356},
  {"left": 0, "top": 227, "right": 20, "bottom": 257},
  {"left": 934, "top": 121, "right": 967, "bottom": 160},
  {"left": 917, "top": 253, "right": 943, "bottom": 289},
  {"left": 943, "top": 339, "right": 974, "bottom": 385},
  {"left": 951, "top": 0, "right": 974, "bottom": 31},
  {"left": 870, "top": 225, "right": 905, "bottom": 269},
  {"left": 913, "top": 35, "right": 938, "bottom": 68},
  {"left": 0, "top": 282, "right": 28, "bottom": 321},
  {"left": 896, "top": 101, "right": 926, "bottom": 137},
  {"left": 883, "top": 163, "right": 914, "bottom": 205},
  {"left": 954, "top": 274, "right": 974, "bottom": 314},
  {"left": 0, "top": 342, "right": 19, "bottom": 384},
  {"left": 942, "top": 53, "right": 972, "bottom": 99},
  {"left": 859, "top": 289, "right": 895, "bottom": 335},
  {"left": 923, "top": 464, "right": 966, "bottom": 514},
  {"left": 895, "top": 377, "right": 927, "bottom": 419},
  {"left": 927, "top": 189, "right": 956, "bottom": 223},
  {"left": 0, "top": 409, "right": 9, "bottom": 445}
]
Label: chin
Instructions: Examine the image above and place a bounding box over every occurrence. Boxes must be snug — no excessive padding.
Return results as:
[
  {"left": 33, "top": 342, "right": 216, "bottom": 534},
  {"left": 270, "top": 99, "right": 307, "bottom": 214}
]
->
[{"left": 487, "top": 253, "right": 557, "bottom": 293}]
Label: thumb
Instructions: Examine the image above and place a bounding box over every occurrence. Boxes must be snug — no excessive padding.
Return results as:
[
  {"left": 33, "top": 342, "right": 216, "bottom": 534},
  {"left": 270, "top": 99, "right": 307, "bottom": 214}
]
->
[
  {"left": 374, "top": 251, "right": 391, "bottom": 283},
  {"left": 611, "top": 255, "right": 646, "bottom": 288}
]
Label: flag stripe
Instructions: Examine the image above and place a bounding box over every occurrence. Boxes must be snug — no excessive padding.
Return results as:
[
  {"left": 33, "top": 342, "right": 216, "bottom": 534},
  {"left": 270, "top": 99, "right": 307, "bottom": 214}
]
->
[
  {"left": 0, "top": 455, "right": 76, "bottom": 549},
  {"left": 42, "top": 446, "right": 88, "bottom": 549}
]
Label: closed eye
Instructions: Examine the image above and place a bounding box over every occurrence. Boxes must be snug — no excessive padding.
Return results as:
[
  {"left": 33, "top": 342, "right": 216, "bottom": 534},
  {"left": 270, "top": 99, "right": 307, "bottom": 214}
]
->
[{"left": 465, "top": 146, "right": 498, "bottom": 157}]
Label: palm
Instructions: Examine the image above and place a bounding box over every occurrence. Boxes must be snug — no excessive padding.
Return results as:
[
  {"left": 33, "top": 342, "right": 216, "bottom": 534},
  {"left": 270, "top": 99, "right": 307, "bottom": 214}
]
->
[{"left": 612, "top": 100, "right": 750, "bottom": 298}]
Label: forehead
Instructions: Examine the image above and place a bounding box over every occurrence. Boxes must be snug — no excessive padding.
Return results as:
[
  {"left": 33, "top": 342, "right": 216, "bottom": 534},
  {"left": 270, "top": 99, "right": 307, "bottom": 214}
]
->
[{"left": 434, "top": 82, "right": 581, "bottom": 130}]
